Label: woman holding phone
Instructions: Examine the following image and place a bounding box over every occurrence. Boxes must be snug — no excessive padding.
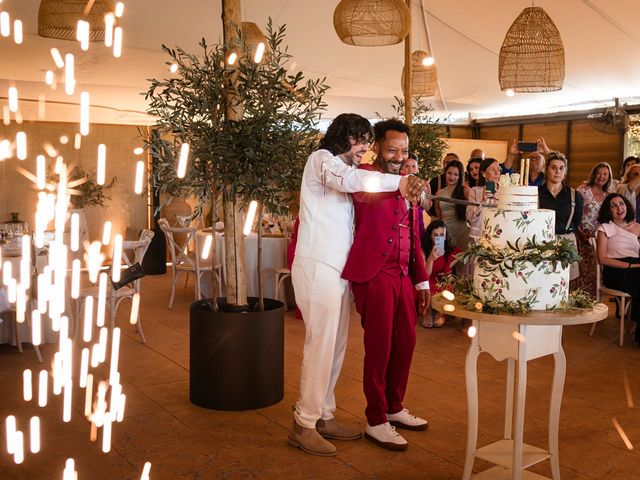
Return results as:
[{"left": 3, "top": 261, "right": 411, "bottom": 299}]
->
[
  {"left": 420, "top": 220, "right": 460, "bottom": 328},
  {"left": 466, "top": 158, "right": 502, "bottom": 242}
]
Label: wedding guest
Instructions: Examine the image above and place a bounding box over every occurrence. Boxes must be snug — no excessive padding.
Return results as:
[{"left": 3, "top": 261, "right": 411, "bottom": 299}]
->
[
  {"left": 428, "top": 152, "right": 459, "bottom": 217},
  {"left": 575, "top": 162, "right": 613, "bottom": 296},
  {"left": 420, "top": 220, "right": 460, "bottom": 328},
  {"left": 435, "top": 159, "right": 470, "bottom": 250},
  {"left": 616, "top": 163, "right": 640, "bottom": 222},
  {"left": 538, "top": 151, "right": 583, "bottom": 282},
  {"left": 465, "top": 156, "right": 482, "bottom": 188},
  {"left": 466, "top": 158, "right": 502, "bottom": 242},
  {"left": 595, "top": 193, "right": 640, "bottom": 346}
]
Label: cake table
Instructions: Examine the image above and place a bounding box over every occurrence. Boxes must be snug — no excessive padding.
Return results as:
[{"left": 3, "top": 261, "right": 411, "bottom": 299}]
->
[{"left": 432, "top": 296, "right": 608, "bottom": 480}]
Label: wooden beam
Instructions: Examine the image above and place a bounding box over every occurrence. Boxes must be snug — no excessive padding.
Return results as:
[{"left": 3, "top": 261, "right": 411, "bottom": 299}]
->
[{"left": 403, "top": 0, "right": 412, "bottom": 126}]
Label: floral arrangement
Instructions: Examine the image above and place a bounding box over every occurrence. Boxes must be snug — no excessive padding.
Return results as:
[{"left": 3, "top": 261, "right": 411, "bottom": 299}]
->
[
  {"left": 436, "top": 274, "right": 596, "bottom": 314},
  {"left": 454, "top": 235, "right": 580, "bottom": 274}
]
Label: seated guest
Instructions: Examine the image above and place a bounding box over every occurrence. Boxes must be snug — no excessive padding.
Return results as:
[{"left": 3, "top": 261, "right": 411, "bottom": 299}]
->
[
  {"left": 420, "top": 220, "right": 460, "bottom": 328},
  {"left": 465, "top": 156, "right": 482, "bottom": 188},
  {"left": 467, "top": 158, "right": 502, "bottom": 242},
  {"left": 538, "top": 151, "right": 583, "bottom": 282},
  {"left": 616, "top": 163, "right": 640, "bottom": 222},
  {"left": 435, "top": 159, "right": 470, "bottom": 251},
  {"left": 595, "top": 193, "right": 640, "bottom": 346},
  {"left": 428, "top": 152, "right": 459, "bottom": 217}
]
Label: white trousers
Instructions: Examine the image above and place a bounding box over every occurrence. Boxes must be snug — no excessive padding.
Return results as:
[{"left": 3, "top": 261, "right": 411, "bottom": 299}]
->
[{"left": 291, "top": 256, "right": 351, "bottom": 429}]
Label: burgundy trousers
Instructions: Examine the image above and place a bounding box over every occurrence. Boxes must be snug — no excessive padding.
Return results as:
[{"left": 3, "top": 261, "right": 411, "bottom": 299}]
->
[{"left": 351, "top": 271, "right": 417, "bottom": 426}]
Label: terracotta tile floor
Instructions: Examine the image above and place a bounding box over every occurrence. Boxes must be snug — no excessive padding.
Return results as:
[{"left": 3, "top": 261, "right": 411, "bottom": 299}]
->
[{"left": 1, "top": 273, "right": 640, "bottom": 479}]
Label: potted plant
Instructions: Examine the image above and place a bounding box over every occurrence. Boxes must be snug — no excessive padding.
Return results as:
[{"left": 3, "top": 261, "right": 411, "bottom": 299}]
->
[{"left": 145, "top": 17, "right": 327, "bottom": 410}]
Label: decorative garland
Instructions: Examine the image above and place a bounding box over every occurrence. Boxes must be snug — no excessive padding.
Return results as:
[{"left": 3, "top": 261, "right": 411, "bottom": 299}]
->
[
  {"left": 454, "top": 235, "right": 580, "bottom": 273},
  {"left": 436, "top": 274, "right": 596, "bottom": 315}
]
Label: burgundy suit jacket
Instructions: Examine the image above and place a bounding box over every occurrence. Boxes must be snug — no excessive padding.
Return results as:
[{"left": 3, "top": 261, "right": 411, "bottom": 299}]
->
[{"left": 342, "top": 164, "right": 429, "bottom": 285}]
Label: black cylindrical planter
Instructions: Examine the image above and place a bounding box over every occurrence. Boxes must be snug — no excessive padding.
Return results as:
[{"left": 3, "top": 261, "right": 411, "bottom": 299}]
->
[{"left": 189, "top": 297, "right": 284, "bottom": 410}]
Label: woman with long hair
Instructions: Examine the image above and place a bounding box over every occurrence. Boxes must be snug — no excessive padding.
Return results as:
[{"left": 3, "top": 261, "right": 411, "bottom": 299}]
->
[
  {"left": 435, "top": 159, "right": 470, "bottom": 250},
  {"left": 466, "top": 158, "right": 501, "bottom": 242},
  {"left": 595, "top": 193, "right": 640, "bottom": 345},
  {"left": 420, "top": 220, "right": 460, "bottom": 328},
  {"left": 574, "top": 162, "right": 613, "bottom": 295}
]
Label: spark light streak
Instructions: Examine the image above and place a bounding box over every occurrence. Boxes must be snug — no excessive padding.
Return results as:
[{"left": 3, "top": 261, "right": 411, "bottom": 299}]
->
[{"left": 0, "top": 4, "right": 152, "bottom": 476}]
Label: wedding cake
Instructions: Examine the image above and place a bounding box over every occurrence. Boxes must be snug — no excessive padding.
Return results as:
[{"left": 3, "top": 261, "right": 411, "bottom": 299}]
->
[{"left": 472, "top": 174, "right": 570, "bottom": 310}]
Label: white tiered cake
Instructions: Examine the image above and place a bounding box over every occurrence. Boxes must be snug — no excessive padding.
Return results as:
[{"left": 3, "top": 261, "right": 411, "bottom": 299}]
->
[{"left": 472, "top": 179, "right": 570, "bottom": 310}]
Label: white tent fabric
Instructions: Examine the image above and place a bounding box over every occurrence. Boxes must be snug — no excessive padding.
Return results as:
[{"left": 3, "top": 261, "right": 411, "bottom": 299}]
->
[{"left": 1, "top": 0, "right": 639, "bottom": 124}]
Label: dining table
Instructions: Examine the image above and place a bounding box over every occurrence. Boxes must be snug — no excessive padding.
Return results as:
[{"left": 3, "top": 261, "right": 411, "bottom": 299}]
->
[
  {"left": 0, "top": 244, "right": 58, "bottom": 345},
  {"left": 196, "top": 229, "right": 288, "bottom": 300}
]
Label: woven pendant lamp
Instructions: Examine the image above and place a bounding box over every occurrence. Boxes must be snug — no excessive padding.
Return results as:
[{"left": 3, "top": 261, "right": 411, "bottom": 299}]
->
[
  {"left": 242, "top": 22, "right": 269, "bottom": 61},
  {"left": 499, "top": 6, "right": 565, "bottom": 92},
  {"left": 401, "top": 50, "right": 437, "bottom": 97},
  {"left": 333, "top": 0, "right": 411, "bottom": 47},
  {"left": 38, "top": 0, "right": 116, "bottom": 42}
]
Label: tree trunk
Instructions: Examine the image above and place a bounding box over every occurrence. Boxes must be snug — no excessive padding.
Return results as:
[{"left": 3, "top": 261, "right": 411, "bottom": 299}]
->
[
  {"left": 222, "top": 0, "right": 248, "bottom": 309},
  {"left": 257, "top": 205, "right": 264, "bottom": 312},
  {"left": 223, "top": 190, "right": 247, "bottom": 308},
  {"left": 209, "top": 178, "right": 218, "bottom": 311}
]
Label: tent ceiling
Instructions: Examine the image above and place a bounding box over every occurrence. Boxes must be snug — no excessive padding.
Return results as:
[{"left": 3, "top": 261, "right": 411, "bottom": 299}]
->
[{"left": 1, "top": 0, "right": 640, "bottom": 125}]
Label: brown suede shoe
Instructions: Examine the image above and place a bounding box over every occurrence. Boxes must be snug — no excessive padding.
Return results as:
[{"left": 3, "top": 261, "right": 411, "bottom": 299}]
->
[
  {"left": 287, "top": 420, "right": 337, "bottom": 457},
  {"left": 316, "top": 418, "right": 362, "bottom": 440}
]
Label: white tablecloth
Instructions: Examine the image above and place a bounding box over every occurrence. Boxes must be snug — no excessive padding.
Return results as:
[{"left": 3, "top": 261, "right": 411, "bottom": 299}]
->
[
  {"left": 196, "top": 230, "right": 287, "bottom": 300},
  {"left": 0, "top": 251, "right": 58, "bottom": 345}
]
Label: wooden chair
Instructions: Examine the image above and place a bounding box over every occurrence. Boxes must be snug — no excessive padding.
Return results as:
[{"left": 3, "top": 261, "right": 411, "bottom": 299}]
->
[
  {"left": 158, "top": 219, "right": 222, "bottom": 309},
  {"left": 76, "top": 229, "right": 155, "bottom": 343},
  {"left": 589, "top": 237, "right": 632, "bottom": 346}
]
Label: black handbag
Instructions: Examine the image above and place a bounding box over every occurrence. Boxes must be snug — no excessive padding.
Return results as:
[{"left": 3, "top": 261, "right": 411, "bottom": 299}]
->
[{"left": 111, "top": 262, "right": 146, "bottom": 290}]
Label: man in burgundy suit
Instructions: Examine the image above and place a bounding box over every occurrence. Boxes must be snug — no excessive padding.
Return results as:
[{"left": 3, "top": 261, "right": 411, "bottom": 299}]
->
[{"left": 343, "top": 119, "right": 431, "bottom": 451}]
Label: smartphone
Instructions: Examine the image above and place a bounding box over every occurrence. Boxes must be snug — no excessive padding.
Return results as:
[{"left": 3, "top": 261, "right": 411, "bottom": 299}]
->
[
  {"left": 485, "top": 180, "right": 496, "bottom": 194},
  {"left": 518, "top": 141, "right": 537, "bottom": 152},
  {"left": 434, "top": 236, "right": 445, "bottom": 254}
]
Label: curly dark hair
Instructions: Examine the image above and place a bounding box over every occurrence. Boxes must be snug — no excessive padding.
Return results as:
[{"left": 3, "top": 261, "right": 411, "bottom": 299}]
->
[
  {"left": 422, "top": 219, "right": 455, "bottom": 259},
  {"left": 318, "top": 113, "right": 373, "bottom": 155},
  {"left": 477, "top": 158, "right": 499, "bottom": 187},
  {"left": 373, "top": 118, "right": 410, "bottom": 142},
  {"left": 443, "top": 159, "right": 467, "bottom": 221},
  {"left": 598, "top": 193, "right": 635, "bottom": 224}
]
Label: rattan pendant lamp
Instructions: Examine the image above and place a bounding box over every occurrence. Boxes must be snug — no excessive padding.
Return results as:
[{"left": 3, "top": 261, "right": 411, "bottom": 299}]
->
[
  {"left": 401, "top": 49, "right": 437, "bottom": 97},
  {"left": 38, "top": 0, "right": 116, "bottom": 41},
  {"left": 498, "top": 6, "right": 565, "bottom": 92},
  {"left": 242, "top": 22, "right": 269, "bottom": 61},
  {"left": 333, "top": 0, "right": 411, "bottom": 46}
]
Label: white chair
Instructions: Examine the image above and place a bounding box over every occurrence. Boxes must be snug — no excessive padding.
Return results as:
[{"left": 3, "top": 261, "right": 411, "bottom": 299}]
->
[
  {"left": 0, "top": 307, "right": 43, "bottom": 363},
  {"left": 76, "top": 229, "right": 154, "bottom": 343},
  {"left": 589, "top": 237, "right": 632, "bottom": 346},
  {"left": 158, "top": 218, "right": 222, "bottom": 309},
  {"left": 274, "top": 267, "right": 291, "bottom": 310}
]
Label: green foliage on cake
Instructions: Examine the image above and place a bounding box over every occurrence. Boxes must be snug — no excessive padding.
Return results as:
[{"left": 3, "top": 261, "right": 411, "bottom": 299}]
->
[
  {"left": 436, "top": 274, "right": 595, "bottom": 314},
  {"left": 455, "top": 235, "right": 580, "bottom": 274}
]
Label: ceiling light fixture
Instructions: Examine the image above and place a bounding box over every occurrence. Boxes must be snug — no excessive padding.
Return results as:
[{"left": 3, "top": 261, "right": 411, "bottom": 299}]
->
[
  {"left": 499, "top": 6, "right": 565, "bottom": 93},
  {"left": 38, "top": 0, "right": 117, "bottom": 42},
  {"left": 333, "top": 0, "right": 411, "bottom": 46}
]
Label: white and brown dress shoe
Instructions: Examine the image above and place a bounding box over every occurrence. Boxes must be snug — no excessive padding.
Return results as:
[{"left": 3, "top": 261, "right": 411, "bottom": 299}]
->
[
  {"left": 364, "top": 422, "right": 408, "bottom": 451},
  {"left": 316, "top": 418, "right": 361, "bottom": 440},
  {"left": 386, "top": 408, "right": 429, "bottom": 431},
  {"left": 287, "top": 419, "right": 337, "bottom": 457}
]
